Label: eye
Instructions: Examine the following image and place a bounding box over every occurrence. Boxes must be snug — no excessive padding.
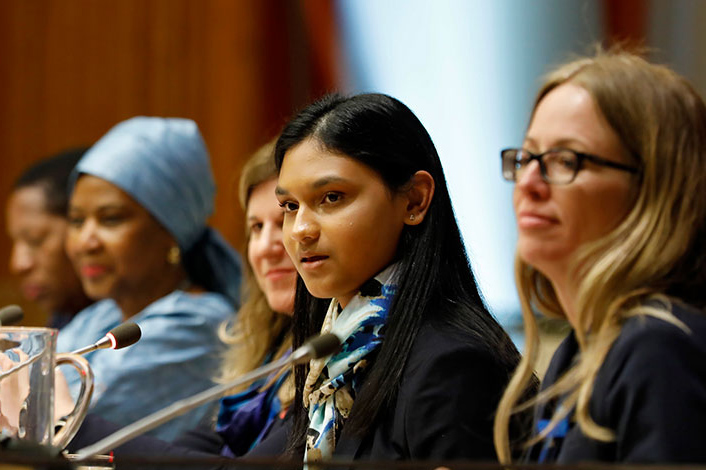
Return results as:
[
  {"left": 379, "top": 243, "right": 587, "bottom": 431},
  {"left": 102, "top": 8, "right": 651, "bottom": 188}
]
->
[
  {"left": 67, "top": 215, "right": 85, "bottom": 228},
  {"left": 249, "top": 222, "right": 263, "bottom": 234},
  {"left": 279, "top": 201, "right": 299, "bottom": 213},
  {"left": 514, "top": 149, "right": 533, "bottom": 168},
  {"left": 99, "top": 214, "right": 126, "bottom": 226},
  {"left": 548, "top": 150, "right": 578, "bottom": 170},
  {"left": 322, "top": 192, "right": 342, "bottom": 204},
  {"left": 24, "top": 234, "right": 46, "bottom": 248}
]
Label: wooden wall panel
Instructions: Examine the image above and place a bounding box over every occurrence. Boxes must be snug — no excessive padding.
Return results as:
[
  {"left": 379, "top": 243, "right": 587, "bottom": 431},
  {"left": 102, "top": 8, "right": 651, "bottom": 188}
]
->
[
  {"left": 0, "top": 0, "right": 336, "bottom": 325},
  {"left": 603, "top": 0, "right": 647, "bottom": 45}
]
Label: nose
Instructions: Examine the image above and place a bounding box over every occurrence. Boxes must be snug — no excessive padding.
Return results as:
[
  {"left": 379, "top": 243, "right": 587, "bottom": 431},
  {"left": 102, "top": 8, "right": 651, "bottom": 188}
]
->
[
  {"left": 71, "top": 219, "right": 102, "bottom": 254},
  {"left": 515, "top": 160, "right": 550, "bottom": 199},
  {"left": 289, "top": 208, "right": 319, "bottom": 245},
  {"left": 9, "top": 243, "right": 34, "bottom": 275},
  {"left": 252, "top": 222, "right": 286, "bottom": 259}
]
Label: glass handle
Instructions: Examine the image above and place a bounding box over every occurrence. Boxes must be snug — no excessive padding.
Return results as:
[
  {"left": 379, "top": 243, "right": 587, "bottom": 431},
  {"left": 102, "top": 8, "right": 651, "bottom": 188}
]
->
[{"left": 53, "top": 353, "right": 94, "bottom": 450}]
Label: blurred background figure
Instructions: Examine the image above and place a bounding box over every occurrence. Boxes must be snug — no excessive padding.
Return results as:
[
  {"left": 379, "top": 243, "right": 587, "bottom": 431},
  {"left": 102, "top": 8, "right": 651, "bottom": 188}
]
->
[
  {"left": 67, "top": 139, "right": 298, "bottom": 458},
  {"left": 212, "top": 139, "right": 297, "bottom": 456},
  {"left": 58, "top": 117, "right": 242, "bottom": 440},
  {"left": 6, "top": 149, "right": 92, "bottom": 329}
]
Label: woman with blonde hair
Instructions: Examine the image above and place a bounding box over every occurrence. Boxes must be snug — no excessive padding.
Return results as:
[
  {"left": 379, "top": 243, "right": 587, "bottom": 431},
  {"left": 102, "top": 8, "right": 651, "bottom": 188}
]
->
[
  {"left": 495, "top": 49, "right": 706, "bottom": 463},
  {"left": 213, "top": 140, "right": 296, "bottom": 456}
]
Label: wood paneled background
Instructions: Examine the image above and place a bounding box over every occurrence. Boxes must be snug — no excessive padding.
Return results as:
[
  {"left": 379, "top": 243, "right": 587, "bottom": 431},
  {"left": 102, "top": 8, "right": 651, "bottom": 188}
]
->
[{"left": 0, "top": 0, "right": 337, "bottom": 325}]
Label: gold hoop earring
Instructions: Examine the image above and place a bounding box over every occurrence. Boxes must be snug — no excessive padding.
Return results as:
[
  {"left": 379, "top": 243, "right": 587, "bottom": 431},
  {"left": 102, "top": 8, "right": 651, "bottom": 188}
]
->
[{"left": 167, "top": 246, "right": 181, "bottom": 266}]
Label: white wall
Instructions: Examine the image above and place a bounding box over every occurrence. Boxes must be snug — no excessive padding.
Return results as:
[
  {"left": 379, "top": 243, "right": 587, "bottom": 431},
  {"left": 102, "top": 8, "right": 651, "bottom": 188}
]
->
[{"left": 336, "top": 0, "right": 603, "bottom": 341}]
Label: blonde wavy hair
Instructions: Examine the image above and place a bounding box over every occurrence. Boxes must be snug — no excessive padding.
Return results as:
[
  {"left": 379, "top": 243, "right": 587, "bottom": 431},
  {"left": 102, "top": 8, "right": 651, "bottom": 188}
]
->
[
  {"left": 217, "top": 140, "right": 293, "bottom": 407},
  {"left": 494, "top": 49, "right": 706, "bottom": 463}
]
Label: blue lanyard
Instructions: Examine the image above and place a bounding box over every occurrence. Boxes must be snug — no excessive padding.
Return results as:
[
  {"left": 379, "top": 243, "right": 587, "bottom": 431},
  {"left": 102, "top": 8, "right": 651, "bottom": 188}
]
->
[{"left": 536, "top": 416, "right": 570, "bottom": 462}]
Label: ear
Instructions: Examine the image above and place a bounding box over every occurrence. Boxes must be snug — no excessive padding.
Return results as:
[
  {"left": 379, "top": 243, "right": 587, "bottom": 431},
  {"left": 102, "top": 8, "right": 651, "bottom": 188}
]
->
[{"left": 403, "top": 170, "right": 435, "bottom": 225}]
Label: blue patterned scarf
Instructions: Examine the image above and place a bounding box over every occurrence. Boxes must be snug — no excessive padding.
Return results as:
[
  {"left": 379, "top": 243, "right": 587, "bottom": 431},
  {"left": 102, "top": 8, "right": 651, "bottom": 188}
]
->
[{"left": 303, "top": 264, "right": 398, "bottom": 463}]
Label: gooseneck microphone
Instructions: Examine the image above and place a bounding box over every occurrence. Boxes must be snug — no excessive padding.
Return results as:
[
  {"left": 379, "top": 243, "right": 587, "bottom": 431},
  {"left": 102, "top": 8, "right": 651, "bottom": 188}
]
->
[
  {"left": 0, "top": 321, "right": 143, "bottom": 380},
  {"left": 0, "top": 305, "right": 24, "bottom": 326},
  {"left": 71, "top": 322, "right": 142, "bottom": 356},
  {"left": 75, "top": 333, "right": 342, "bottom": 459}
]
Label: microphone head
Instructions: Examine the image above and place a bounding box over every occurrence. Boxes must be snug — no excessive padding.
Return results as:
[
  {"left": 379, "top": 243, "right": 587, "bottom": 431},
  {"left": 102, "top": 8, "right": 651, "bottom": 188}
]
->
[
  {"left": 0, "top": 305, "right": 24, "bottom": 326},
  {"left": 306, "top": 333, "right": 341, "bottom": 359},
  {"left": 106, "top": 322, "right": 141, "bottom": 349}
]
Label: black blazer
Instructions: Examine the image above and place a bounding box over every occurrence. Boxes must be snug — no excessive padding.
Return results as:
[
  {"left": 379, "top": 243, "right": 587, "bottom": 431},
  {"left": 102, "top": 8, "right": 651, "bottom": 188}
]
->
[
  {"left": 528, "top": 301, "right": 706, "bottom": 463},
  {"left": 250, "top": 320, "right": 523, "bottom": 462}
]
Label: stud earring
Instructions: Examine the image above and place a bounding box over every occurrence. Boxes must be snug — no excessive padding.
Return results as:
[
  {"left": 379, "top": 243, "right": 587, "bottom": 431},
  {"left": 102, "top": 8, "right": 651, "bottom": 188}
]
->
[
  {"left": 409, "top": 214, "right": 416, "bottom": 221},
  {"left": 167, "top": 246, "right": 182, "bottom": 265}
]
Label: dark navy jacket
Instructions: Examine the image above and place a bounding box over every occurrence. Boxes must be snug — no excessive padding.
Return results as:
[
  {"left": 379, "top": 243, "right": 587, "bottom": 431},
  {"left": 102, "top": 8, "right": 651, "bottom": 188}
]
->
[{"left": 529, "top": 301, "right": 706, "bottom": 463}]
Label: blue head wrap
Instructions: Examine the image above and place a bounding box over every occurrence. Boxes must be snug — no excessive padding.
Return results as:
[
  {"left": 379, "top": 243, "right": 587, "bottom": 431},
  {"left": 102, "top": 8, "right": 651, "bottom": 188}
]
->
[{"left": 74, "top": 116, "right": 241, "bottom": 306}]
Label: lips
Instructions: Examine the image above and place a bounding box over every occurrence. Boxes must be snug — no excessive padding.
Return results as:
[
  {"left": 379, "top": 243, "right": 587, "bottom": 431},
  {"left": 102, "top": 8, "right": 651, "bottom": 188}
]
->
[
  {"left": 81, "top": 265, "right": 109, "bottom": 278},
  {"left": 301, "top": 255, "right": 328, "bottom": 263},
  {"left": 265, "top": 268, "right": 296, "bottom": 281},
  {"left": 517, "top": 210, "right": 559, "bottom": 229},
  {"left": 299, "top": 254, "right": 329, "bottom": 270},
  {"left": 21, "top": 283, "right": 45, "bottom": 301}
]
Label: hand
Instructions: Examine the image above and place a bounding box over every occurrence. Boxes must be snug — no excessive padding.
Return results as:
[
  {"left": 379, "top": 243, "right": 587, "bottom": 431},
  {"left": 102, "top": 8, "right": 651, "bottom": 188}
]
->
[
  {"left": 0, "top": 351, "right": 30, "bottom": 435},
  {"left": 54, "top": 368, "right": 75, "bottom": 422}
]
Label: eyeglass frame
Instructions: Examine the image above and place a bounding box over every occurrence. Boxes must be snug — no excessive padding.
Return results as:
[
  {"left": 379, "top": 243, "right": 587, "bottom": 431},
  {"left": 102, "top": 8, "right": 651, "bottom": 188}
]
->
[{"left": 500, "top": 147, "right": 641, "bottom": 184}]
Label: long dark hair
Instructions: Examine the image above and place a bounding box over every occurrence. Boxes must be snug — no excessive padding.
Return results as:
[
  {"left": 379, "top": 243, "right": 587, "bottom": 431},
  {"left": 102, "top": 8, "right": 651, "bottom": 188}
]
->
[{"left": 275, "top": 93, "right": 521, "bottom": 456}]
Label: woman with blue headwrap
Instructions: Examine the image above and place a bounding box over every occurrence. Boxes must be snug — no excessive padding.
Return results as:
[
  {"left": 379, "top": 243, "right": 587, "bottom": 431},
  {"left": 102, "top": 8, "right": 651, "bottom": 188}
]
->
[{"left": 57, "top": 117, "right": 242, "bottom": 440}]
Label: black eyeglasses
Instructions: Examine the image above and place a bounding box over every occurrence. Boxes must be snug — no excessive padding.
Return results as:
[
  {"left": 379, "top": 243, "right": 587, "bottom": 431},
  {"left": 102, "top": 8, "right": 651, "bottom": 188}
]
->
[{"left": 501, "top": 148, "right": 640, "bottom": 184}]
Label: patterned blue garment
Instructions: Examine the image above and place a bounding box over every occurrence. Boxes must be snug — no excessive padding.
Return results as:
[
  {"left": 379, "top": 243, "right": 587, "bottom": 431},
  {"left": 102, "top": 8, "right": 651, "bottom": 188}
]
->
[
  {"left": 303, "top": 264, "right": 398, "bottom": 463},
  {"left": 57, "top": 290, "right": 233, "bottom": 441},
  {"left": 216, "top": 368, "right": 290, "bottom": 457}
]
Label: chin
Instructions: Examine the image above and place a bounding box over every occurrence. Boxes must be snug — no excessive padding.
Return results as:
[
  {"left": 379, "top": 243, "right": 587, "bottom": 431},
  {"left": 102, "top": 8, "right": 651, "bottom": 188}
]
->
[
  {"left": 81, "top": 286, "right": 110, "bottom": 301},
  {"left": 268, "top": 297, "right": 294, "bottom": 315},
  {"left": 36, "top": 300, "right": 57, "bottom": 314},
  {"left": 519, "top": 240, "right": 563, "bottom": 266},
  {"left": 299, "top": 279, "right": 326, "bottom": 299}
]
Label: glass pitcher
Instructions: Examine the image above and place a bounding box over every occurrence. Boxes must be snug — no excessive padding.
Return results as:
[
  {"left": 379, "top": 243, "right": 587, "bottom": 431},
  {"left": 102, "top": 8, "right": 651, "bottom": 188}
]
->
[{"left": 0, "top": 327, "right": 93, "bottom": 450}]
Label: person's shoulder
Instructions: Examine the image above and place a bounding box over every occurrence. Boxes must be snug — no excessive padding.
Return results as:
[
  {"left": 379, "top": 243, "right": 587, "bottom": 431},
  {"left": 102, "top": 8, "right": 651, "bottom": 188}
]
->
[
  {"left": 57, "top": 299, "right": 121, "bottom": 350},
  {"left": 614, "top": 303, "right": 706, "bottom": 355},
  {"left": 141, "top": 290, "right": 234, "bottom": 321},
  {"left": 394, "top": 313, "right": 515, "bottom": 460},
  {"left": 403, "top": 317, "right": 506, "bottom": 388},
  {"left": 59, "top": 299, "right": 119, "bottom": 334},
  {"left": 410, "top": 302, "right": 513, "bottom": 361},
  {"left": 409, "top": 322, "right": 486, "bottom": 360},
  {"left": 602, "top": 302, "right": 706, "bottom": 382},
  {"left": 588, "top": 302, "right": 706, "bottom": 460},
  {"left": 68, "top": 298, "right": 120, "bottom": 322}
]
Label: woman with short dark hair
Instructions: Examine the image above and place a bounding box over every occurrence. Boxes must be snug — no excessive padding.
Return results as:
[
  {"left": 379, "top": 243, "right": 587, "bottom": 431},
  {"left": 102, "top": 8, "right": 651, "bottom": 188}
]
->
[{"left": 7, "top": 148, "right": 92, "bottom": 328}]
